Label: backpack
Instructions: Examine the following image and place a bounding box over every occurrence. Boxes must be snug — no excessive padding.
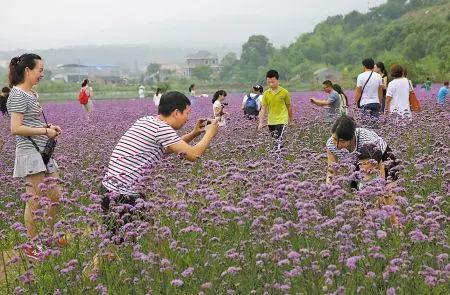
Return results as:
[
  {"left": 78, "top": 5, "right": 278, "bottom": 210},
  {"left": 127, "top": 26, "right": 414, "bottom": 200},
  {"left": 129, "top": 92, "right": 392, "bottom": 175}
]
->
[
  {"left": 78, "top": 88, "right": 89, "bottom": 105},
  {"left": 245, "top": 94, "right": 259, "bottom": 110}
]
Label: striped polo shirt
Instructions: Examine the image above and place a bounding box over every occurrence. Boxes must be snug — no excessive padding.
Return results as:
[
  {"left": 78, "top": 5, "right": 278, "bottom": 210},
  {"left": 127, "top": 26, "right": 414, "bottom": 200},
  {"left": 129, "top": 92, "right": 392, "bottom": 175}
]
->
[
  {"left": 6, "top": 86, "right": 47, "bottom": 150},
  {"left": 102, "top": 116, "right": 181, "bottom": 196},
  {"left": 326, "top": 128, "right": 388, "bottom": 161}
]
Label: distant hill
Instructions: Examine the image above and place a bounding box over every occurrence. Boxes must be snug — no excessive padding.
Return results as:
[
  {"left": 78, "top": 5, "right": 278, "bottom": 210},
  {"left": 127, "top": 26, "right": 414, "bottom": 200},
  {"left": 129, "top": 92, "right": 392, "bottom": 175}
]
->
[
  {"left": 267, "top": 0, "right": 450, "bottom": 83},
  {"left": 0, "top": 44, "right": 240, "bottom": 71}
]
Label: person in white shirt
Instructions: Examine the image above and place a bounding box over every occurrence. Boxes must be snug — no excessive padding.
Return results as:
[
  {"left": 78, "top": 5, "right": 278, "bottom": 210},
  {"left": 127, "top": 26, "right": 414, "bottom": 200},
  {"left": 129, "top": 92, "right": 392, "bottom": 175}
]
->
[
  {"left": 354, "top": 58, "right": 383, "bottom": 118},
  {"left": 138, "top": 85, "right": 145, "bottom": 99},
  {"left": 242, "top": 84, "right": 263, "bottom": 117},
  {"left": 212, "top": 90, "right": 228, "bottom": 127},
  {"left": 385, "top": 64, "right": 411, "bottom": 116},
  {"left": 153, "top": 88, "right": 162, "bottom": 107}
]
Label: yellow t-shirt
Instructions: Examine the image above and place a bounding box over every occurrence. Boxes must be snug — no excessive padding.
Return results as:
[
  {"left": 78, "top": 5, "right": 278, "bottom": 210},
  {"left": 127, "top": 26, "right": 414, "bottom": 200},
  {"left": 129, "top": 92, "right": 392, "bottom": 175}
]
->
[{"left": 262, "top": 86, "right": 291, "bottom": 125}]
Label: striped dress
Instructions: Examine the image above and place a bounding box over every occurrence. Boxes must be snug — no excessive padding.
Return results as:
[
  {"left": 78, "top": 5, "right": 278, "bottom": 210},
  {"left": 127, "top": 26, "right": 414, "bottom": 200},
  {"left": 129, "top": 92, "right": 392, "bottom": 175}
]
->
[
  {"left": 6, "top": 86, "right": 47, "bottom": 150},
  {"left": 102, "top": 116, "right": 181, "bottom": 196}
]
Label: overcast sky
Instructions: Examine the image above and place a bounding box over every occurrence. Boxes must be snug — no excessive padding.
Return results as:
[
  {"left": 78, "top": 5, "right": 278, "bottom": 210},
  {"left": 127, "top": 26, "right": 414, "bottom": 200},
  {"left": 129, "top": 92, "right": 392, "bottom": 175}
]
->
[{"left": 1, "top": 0, "right": 386, "bottom": 50}]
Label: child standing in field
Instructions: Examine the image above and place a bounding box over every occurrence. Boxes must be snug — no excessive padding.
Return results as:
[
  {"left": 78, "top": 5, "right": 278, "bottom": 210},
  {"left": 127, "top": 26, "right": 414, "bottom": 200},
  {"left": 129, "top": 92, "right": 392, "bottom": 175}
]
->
[
  {"left": 258, "top": 69, "right": 292, "bottom": 140},
  {"left": 212, "top": 90, "right": 227, "bottom": 127}
]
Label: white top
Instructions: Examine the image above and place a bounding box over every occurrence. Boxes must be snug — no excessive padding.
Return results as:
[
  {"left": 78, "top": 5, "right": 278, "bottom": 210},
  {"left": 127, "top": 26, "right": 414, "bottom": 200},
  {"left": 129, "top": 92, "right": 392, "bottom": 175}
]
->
[
  {"left": 153, "top": 94, "right": 162, "bottom": 106},
  {"left": 242, "top": 93, "right": 262, "bottom": 110},
  {"left": 357, "top": 71, "right": 382, "bottom": 106},
  {"left": 386, "top": 77, "right": 411, "bottom": 115},
  {"left": 138, "top": 88, "right": 145, "bottom": 99},
  {"left": 213, "top": 100, "right": 226, "bottom": 126}
]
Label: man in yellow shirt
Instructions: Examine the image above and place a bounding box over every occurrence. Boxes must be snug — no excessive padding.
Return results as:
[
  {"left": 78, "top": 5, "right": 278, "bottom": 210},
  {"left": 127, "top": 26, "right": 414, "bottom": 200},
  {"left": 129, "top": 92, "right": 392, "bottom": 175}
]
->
[{"left": 258, "top": 69, "right": 292, "bottom": 139}]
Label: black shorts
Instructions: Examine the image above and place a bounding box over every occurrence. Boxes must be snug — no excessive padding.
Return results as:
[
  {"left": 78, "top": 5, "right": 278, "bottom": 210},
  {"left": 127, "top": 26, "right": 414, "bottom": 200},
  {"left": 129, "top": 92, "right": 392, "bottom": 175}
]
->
[
  {"left": 268, "top": 124, "right": 286, "bottom": 139},
  {"left": 100, "top": 186, "right": 145, "bottom": 235},
  {"left": 244, "top": 107, "right": 259, "bottom": 116}
]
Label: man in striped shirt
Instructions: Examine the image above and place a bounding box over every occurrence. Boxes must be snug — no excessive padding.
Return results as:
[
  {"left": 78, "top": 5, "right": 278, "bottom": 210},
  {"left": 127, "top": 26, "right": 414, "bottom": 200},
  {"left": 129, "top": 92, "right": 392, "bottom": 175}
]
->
[{"left": 101, "top": 91, "right": 219, "bottom": 232}]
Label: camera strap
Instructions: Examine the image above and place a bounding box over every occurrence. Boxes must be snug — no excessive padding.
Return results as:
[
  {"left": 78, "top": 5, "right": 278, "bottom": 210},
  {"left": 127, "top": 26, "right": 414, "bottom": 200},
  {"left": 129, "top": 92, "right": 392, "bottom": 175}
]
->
[{"left": 27, "top": 110, "right": 51, "bottom": 154}]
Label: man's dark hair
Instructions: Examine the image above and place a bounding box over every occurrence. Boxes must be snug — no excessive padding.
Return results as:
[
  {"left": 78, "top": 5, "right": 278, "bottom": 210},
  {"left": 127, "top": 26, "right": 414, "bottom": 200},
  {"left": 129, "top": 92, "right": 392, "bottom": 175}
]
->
[
  {"left": 358, "top": 144, "right": 383, "bottom": 163},
  {"left": 362, "top": 58, "right": 375, "bottom": 70},
  {"left": 266, "top": 69, "right": 279, "bottom": 80},
  {"left": 444, "top": 81, "right": 449, "bottom": 86},
  {"left": 158, "top": 91, "right": 191, "bottom": 116},
  {"left": 322, "top": 80, "right": 333, "bottom": 87},
  {"left": 331, "top": 115, "right": 357, "bottom": 141},
  {"left": 390, "top": 64, "right": 403, "bottom": 79}
]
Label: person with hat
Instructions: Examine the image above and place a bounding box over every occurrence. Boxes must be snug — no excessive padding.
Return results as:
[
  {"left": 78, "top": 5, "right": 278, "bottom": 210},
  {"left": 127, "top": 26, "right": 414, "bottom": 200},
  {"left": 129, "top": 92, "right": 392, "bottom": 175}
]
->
[{"left": 242, "top": 84, "right": 263, "bottom": 118}]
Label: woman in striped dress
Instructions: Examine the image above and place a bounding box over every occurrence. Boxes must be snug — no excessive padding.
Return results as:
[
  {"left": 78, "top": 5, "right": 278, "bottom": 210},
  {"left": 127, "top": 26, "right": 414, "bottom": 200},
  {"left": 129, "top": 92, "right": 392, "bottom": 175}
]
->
[{"left": 7, "top": 54, "right": 63, "bottom": 259}]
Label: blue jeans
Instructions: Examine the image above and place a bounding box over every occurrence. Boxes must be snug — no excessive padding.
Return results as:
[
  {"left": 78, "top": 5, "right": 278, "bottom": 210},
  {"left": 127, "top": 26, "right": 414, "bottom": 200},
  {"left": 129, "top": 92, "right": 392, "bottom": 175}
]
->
[{"left": 362, "top": 103, "right": 381, "bottom": 118}]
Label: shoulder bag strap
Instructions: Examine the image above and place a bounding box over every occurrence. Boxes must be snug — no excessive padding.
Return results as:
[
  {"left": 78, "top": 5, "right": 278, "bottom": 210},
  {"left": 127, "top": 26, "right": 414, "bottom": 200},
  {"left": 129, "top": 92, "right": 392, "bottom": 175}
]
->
[
  {"left": 361, "top": 71, "right": 374, "bottom": 97},
  {"left": 27, "top": 109, "right": 50, "bottom": 152}
]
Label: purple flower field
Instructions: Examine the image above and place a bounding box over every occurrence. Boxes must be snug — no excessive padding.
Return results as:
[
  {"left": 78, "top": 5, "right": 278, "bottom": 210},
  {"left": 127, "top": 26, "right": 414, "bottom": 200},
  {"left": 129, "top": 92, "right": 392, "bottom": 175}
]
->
[{"left": 0, "top": 87, "right": 449, "bottom": 294}]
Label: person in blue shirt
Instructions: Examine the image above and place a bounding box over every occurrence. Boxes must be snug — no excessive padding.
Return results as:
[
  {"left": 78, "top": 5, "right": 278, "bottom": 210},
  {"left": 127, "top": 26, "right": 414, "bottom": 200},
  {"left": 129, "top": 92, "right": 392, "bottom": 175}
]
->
[{"left": 437, "top": 81, "right": 448, "bottom": 105}]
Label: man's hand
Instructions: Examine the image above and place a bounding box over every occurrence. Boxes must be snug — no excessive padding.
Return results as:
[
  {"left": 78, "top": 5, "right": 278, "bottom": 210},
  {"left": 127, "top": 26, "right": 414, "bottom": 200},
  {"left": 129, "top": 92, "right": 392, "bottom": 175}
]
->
[
  {"left": 193, "top": 119, "right": 207, "bottom": 136},
  {"left": 205, "top": 119, "right": 219, "bottom": 137}
]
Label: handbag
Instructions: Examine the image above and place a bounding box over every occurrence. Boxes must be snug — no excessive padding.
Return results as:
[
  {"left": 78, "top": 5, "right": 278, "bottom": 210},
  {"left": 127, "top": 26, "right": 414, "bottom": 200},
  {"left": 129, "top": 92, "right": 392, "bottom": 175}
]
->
[
  {"left": 28, "top": 111, "right": 57, "bottom": 165},
  {"left": 357, "top": 71, "right": 374, "bottom": 108},
  {"left": 408, "top": 81, "right": 421, "bottom": 112}
]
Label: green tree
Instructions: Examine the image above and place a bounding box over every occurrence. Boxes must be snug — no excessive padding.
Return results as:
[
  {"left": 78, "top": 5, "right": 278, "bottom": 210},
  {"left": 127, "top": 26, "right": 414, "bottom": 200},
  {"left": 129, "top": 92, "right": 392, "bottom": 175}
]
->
[
  {"left": 219, "top": 52, "right": 238, "bottom": 81},
  {"left": 191, "top": 66, "right": 213, "bottom": 81},
  {"left": 238, "top": 35, "right": 274, "bottom": 82},
  {"left": 146, "top": 63, "right": 161, "bottom": 75}
]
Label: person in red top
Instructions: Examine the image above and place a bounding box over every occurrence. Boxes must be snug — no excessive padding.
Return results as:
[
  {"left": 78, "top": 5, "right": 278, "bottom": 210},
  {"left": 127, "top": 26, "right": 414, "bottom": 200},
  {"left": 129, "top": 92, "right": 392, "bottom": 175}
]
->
[{"left": 79, "top": 79, "right": 93, "bottom": 120}]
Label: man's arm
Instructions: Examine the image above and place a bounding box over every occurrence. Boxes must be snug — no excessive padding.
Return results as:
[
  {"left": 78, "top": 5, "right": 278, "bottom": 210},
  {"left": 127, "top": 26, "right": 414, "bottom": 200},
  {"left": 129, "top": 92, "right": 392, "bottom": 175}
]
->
[
  {"left": 311, "top": 98, "right": 331, "bottom": 106},
  {"left": 258, "top": 106, "right": 267, "bottom": 130},
  {"left": 385, "top": 96, "right": 392, "bottom": 114},
  {"left": 378, "top": 85, "right": 383, "bottom": 104},
  {"left": 287, "top": 104, "right": 292, "bottom": 124},
  {"left": 354, "top": 86, "right": 362, "bottom": 107},
  {"left": 181, "top": 131, "right": 198, "bottom": 144},
  {"left": 181, "top": 119, "right": 207, "bottom": 143},
  {"left": 167, "top": 122, "right": 219, "bottom": 161}
]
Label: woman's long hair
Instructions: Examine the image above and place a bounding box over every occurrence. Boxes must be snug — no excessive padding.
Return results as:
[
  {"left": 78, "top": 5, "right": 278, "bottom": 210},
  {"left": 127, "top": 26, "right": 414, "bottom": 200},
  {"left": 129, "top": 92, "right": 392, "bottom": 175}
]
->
[
  {"left": 332, "top": 84, "right": 348, "bottom": 107},
  {"left": 212, "top": 90, "right": 227, "bottom": 104}
]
